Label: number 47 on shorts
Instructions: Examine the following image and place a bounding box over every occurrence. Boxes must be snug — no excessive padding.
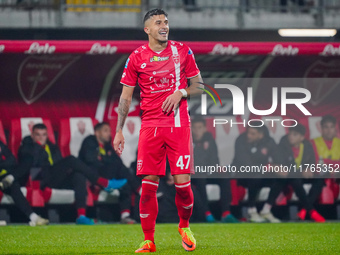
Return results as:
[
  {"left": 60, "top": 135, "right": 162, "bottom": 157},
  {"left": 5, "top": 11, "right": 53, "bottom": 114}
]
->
[{"left": 176, "top": 155, "right": 190, "bottom": 170}]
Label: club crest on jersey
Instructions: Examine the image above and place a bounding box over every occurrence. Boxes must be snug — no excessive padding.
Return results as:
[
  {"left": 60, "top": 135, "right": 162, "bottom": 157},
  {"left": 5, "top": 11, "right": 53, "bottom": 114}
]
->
[
  {"left": 150, "top": 56, "right": 169, "bottom": 62},
  {"left": 172, "top": 54, "right": 180, "bottom": 64},
  {"left": 137, "top": 160, "right": 143, "bottom": 171}
]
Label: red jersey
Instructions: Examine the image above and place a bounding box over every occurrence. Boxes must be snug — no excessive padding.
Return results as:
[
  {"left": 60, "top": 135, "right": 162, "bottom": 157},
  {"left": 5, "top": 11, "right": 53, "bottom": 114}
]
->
[{"left": 120, "top": 40, "right": 200, "bottom": 127}]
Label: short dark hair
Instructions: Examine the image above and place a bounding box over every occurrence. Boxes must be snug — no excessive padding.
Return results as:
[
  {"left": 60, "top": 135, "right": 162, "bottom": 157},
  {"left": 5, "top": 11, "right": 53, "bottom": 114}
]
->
[
  {"left": 247, "top": 121, "right": 266, "bottom": 134},
  {"left": 32, "top": 123, "right": 47, "bottom": 132},
  {"left": 143, "top": 8, "right": 168, "bottom": 24},
  {"left": 94, "top": 122, "right": 110, "bottom": 132},
  {"left": 191, "top": 117, "right": 206, "bottom": 126},
  {"left": 289, "top": 124, "right": 306, "bottom": 136},
  {"left": 321, "top": 115, "right": 336, "bottom": 127}
]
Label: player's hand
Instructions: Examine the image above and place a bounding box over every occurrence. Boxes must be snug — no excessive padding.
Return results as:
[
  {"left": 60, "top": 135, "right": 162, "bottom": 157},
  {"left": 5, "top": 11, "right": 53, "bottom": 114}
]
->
[
  {"left": 162, "top": 90, "right": 183, "bottom": 113},
  {"left": 113, "top": 131, "right": 125, "bottom": 156}
]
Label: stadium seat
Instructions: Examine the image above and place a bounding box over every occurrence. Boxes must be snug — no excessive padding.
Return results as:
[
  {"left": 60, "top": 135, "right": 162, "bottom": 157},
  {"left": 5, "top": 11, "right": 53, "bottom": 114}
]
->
[
  {"left": 204, "top": 182, "right": 249, "bottom": 205},
  {"left": 301, "top": 116, "right": 322, "bottom": 140},
  {"left": 206, "top": 184, "right": 220, "bottom": 202},
  {"left": 230, "top": 179, "right": 246, "bottom": 206},
  {"left": 59, "top": 118, "right": 98, "bottom": 157},
  {"left": 318, "top": 179, "right": 336, "bottom": 205},
  {"left": 10, "top": 118, "right": 55, "bottom": 157},
  {"left": 42, "top": 187, "right": 94, "bottom": 206},
  {"left": 109, "top": 117, "right": 141, "bottom": 167},
  {"left": 66, "top": 0, "right": 141, "bottom": 12}
]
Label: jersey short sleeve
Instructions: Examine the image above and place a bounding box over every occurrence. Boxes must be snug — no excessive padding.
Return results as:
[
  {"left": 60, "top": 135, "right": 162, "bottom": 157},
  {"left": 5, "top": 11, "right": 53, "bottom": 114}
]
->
[
  {"left": 120, "top": 54, "right": 138, "bottom": 87},
  {"left": 185, "top": 47, "right": 200, "bottom": 79}
]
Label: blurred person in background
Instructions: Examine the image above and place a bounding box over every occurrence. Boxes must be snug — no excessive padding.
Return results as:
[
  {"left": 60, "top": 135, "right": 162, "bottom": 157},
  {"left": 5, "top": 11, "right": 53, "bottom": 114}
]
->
[
  {"left": 312, "top": 115, "right": 340, "bottom": 167},
  {"left": 0, "top": 140, "right": 48, "bottom": 226},
  {"left": 79, "top": 122, "right": 140, "bottom": 224},
  {"left": 17, "top": 123, "right": 126, "bottom": 225},
  {"left": 233, "top": 122, "right": 284, "bottom": 223},
  {"left": 309, "top": 115, "right": 340, "bottom": 215},
  {"left": 191, "top": 117, "right": 239, "bottom": 223},
  {"left": 277, "top": 124, "right": 325, "bottom": 222}
]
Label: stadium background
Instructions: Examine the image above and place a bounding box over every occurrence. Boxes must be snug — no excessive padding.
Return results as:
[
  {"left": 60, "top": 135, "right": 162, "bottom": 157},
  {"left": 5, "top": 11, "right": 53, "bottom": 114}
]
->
[{"left": 0, "top": 0, "right": 340, "bottom": 224}]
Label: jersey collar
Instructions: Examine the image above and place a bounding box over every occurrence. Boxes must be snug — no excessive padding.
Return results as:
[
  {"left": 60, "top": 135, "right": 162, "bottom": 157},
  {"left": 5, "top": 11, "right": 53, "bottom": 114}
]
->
[{"left": 147, "top": 41, "right": 171, "bottom": 55}]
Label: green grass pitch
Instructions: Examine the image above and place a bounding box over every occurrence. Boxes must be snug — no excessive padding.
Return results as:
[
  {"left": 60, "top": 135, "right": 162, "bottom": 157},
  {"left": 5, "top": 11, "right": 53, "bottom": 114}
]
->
[{"left": 0, "top": 223, "right": 339, "bottom": 254}]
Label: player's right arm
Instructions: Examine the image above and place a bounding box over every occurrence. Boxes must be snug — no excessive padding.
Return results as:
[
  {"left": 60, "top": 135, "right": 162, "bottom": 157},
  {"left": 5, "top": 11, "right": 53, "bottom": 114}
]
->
[
  {"left": 113, "top": 54, "right": 138, "bottom": 156},
  {"left": 113, "top": 85, "right": 135, "bottom": 156}
]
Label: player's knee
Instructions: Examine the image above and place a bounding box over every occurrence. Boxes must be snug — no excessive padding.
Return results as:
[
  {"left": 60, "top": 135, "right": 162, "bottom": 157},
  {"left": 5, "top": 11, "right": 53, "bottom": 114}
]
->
[
  {"left": 143, "top": 175, "right": 160, "bottom": 183},
  {"left": 173, "top": 174, "right": 190, "bottom": 184}
]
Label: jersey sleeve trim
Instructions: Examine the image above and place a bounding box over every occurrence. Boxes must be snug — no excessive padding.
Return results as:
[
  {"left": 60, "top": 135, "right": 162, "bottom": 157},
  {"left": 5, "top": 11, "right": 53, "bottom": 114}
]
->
[
  {"left": 121, "top": 82, "right": 136, "bottom": 87},
  {"left": 186, "top": 71, "right": 200, "bottom": 79}
]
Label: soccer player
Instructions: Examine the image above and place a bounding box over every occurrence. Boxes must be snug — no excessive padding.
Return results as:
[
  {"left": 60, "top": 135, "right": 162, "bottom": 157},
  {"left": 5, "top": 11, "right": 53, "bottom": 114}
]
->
[
  {"left": 191, "top": 117, "right": 239, "bottom": 223},
  {"left": 279, "top": 124, "right": 325, "bottom": 222},
  {"left": 232, "top": 123, "right": 283, "bottom": 223},
  {"left": 308, "top": 115, "right": 340, "bottom": 218},
  {"left": 17, "top": 123, "right": 127, "bottom": 225},
  {"left": 113, "top": 8, "right": 203, "bottom": 253},
  {"left": 311, "top": 115, "right": 340, "bottom": 167},
  {"left": 0, "top": 140, "right": 48, "bottom": 226},
  {"left": 79, "top": 122, "right": 141, "bottom": 224}
]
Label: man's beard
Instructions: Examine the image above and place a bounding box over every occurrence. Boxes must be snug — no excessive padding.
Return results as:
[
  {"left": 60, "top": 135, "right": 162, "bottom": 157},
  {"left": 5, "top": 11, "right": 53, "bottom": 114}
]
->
[{"left": 157, "top": 38, "right": 168, "bottom": 44}]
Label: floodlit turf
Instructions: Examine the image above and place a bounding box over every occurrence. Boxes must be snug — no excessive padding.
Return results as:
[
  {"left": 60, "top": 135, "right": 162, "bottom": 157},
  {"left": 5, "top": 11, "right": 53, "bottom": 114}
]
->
[{"left": 0, "top": 223, "right": 339, "bottom": 254}]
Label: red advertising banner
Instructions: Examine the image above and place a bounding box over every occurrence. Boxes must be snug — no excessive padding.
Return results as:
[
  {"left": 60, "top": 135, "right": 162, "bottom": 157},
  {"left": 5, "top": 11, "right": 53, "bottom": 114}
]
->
[{"left": 0, "top": 41, "right": 340, "bottom": 56}]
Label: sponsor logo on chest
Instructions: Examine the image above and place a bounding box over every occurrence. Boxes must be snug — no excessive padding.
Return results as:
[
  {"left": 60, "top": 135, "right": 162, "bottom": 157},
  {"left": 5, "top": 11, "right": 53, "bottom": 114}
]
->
[{"left": 150, "top": 56, "right": 170, "bottom": 62}]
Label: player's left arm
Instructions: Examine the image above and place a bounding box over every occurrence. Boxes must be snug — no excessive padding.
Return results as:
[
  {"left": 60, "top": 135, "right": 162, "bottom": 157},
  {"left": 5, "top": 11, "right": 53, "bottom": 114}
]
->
[
  {"left": 162, "top": 74, "right": 203, "bottom": 113},
  {"left": 187, "top": 73, "right": 204, "bottom": 96}
]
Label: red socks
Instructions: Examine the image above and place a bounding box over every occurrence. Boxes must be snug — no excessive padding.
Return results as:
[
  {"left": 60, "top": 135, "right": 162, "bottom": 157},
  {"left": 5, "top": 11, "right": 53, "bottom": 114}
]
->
[
  {"left": 140, "top": 180, "right": 159, "bottom": 242},
  {"left": 97, "top": 177, "right": 109, "bottom": 188},
  {"left": 175, "top": 181, "right": 194, "bottom": 228},
  {"left": 139, "top": 179, "right": 194, "bottom": 242},
  {"left": 77, "top": 208, "right": 86, "bottom": 218}
]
